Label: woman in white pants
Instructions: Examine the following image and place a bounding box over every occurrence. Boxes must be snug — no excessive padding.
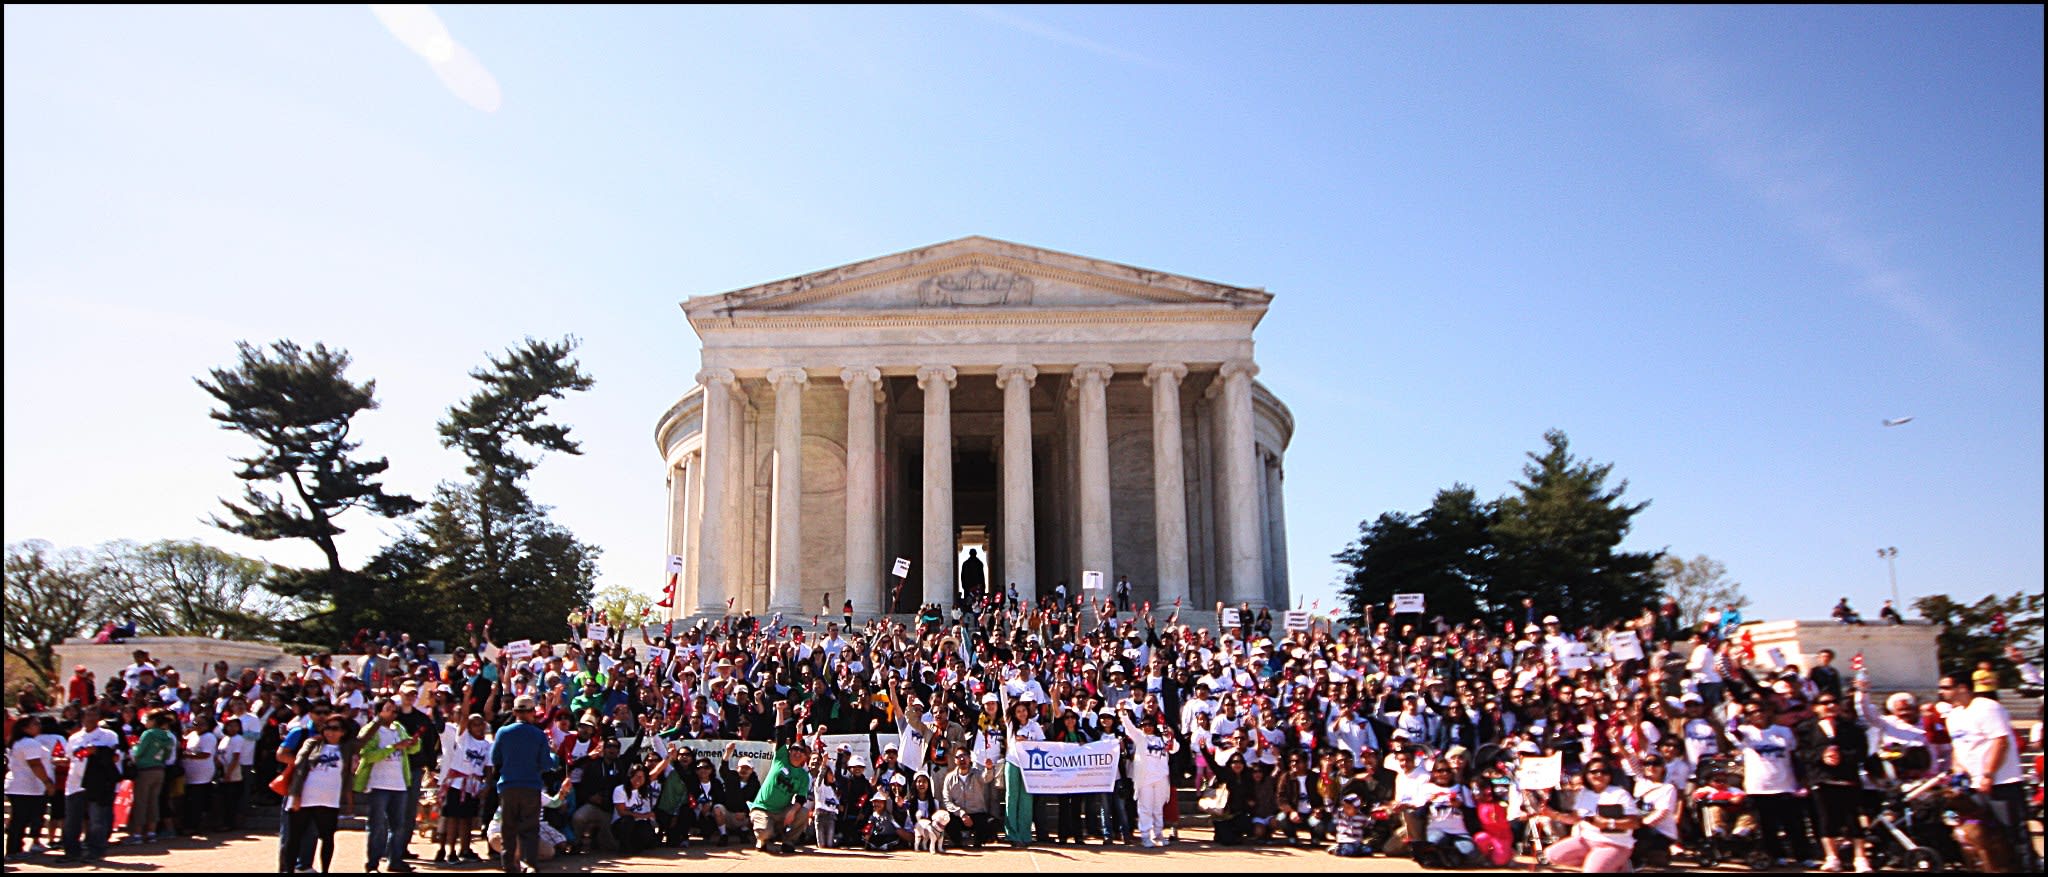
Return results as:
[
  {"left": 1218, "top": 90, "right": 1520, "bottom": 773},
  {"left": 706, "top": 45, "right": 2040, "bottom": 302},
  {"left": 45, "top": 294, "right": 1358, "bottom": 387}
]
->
[{"left": 1127, "top": 709, "right": 1179, "bottom": 847}]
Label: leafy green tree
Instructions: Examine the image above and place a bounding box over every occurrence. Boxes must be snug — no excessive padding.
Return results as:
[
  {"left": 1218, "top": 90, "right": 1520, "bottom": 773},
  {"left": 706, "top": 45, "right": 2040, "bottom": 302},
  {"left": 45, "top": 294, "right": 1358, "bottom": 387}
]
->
[
  {"left": 1491, "top": 430, "right": 1662, "bottom": 627},
  {"left": 1656, "top": 554, "right": 1749, "bottom": 631},
  {"left": 3, "top": 540, "right": 109, "bottom": 686},
  {"left": 1334, "top": 485, "right": 1498, "bottom": 624},
  {"left": 590, "top": 584, "right": 654, "bottom": 632},
  {"left": 195, "top": 340, "right": 419, "bottom": 640},
  {"left": 1912, "top": 590, "right": 2043, "bottom": 687},
  {"left": 100, "top": 539, "right": 310, "bottom": 640}
]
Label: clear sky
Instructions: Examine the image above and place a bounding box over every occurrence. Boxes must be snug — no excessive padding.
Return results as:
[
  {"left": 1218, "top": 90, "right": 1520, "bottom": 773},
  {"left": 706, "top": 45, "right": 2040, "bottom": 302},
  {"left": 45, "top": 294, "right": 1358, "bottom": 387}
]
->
[{"left": 5, "top": 6, "right": 2041, "bottom": 624}]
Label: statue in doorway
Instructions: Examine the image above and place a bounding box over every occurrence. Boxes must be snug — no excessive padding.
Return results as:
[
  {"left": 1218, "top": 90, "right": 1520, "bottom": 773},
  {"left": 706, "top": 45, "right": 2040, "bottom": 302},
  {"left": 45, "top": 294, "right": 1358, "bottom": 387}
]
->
[{"left": 959, "top": 548, "right": 987, "bottom": 601}]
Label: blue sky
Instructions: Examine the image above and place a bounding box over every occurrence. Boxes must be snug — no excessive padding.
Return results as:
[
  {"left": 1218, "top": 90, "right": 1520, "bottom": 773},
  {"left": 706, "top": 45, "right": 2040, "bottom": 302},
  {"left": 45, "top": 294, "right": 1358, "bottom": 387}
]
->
[{"left": 5, "top": 5, "right": 2041, "bottom": 623}]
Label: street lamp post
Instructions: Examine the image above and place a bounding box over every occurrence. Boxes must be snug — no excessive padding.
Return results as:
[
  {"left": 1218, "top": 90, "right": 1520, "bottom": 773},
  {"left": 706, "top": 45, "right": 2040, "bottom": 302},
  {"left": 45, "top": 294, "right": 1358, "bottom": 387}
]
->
[{"left": 1876, "top": 547, "right": 1899, "bottom": 607}]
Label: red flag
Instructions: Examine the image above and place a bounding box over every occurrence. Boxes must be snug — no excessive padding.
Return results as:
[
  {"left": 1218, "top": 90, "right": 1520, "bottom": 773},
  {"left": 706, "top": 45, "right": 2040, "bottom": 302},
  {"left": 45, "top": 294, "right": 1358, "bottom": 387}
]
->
[
  {"left": 1851, "top": 652, "right": 1865, "bottom": 673},
  {"left": 665, "top": 572, "right": 678, "bottom": 595},
  {"left": 1738, "top": 629, "right": 1756, "bottom": 662}
]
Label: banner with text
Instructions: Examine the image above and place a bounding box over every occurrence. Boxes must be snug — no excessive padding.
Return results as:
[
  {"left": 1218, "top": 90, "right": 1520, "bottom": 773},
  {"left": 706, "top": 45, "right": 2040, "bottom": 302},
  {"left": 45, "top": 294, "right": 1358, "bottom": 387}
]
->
[
  {"left": 667, "top": 737, "right": 777, "bottom": 776},
  {"left": 1005, "top": 738, "right": 1120, "bottom": 794},
  {"left": 1392, "top": 593, "right": 1426, "bottom": 614}
]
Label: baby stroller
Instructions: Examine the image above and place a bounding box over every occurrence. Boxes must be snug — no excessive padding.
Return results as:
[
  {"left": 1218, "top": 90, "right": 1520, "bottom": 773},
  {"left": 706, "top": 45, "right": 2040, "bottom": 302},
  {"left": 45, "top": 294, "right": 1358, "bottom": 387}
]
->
[
  {"left": 1689, "top": 780, "right": 1773, "bottom": 871},
  {"left": 1863, "top": 761, "right": 1952, "bottom": 872}
]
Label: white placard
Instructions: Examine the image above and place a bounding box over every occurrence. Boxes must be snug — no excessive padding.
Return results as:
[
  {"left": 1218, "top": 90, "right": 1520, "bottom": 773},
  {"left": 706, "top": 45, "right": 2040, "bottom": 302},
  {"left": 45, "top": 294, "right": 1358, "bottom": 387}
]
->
[
  {"left": 504, "top": 639, "right": 534, "bottom": 660},
  {"left": 1392, "top": 593, "right": 1426, "bottom": 614},
  {"left": 1221, "top": 608, "right": 1242, "bottom": 628},
  {"left": 644, "top": 646, "right": 668, "bottom": 665},
  {"left": 1559, "top": 642, "right": 1591, "bottom": 672},
  {"left": 665, "top": 554, "right": 686, "bottom": 574},
  {"left": 1284, "top": 610, "right": 1311, "bottom": 632},
  {"left": 586, "top": 623, "right": 610, "bottom": 643},
  {"left": 892, "top": 557, "right": 912, "bottom": 578},
  {"left": 1608, "top": 631, "right": 1644, "bottom": 662},
  {"left": 1764, "top": 646, "right": 1788, "bottom": 670},
  {"left": 669, "top": 738, "right": 776, "bottom": 776},
  {"left": 1082, "top": 570, "right": 1104, "bottom": 591},
  {"left": 1517, "top": 753, "right": 1563, "bottom": 790}
]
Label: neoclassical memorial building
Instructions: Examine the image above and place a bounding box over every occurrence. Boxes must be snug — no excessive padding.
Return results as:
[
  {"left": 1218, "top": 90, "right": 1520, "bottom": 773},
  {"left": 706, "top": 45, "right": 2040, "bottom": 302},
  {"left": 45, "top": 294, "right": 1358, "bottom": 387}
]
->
[{"left": 654, "top": 237, "right": 1293, "bottom": 619}]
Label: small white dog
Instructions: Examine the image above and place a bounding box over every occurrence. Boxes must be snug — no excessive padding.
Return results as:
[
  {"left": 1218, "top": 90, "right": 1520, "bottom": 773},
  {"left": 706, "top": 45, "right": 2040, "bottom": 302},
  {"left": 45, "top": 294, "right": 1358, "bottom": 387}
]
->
[{"left": 915, "top": 810, "right": 951, "bottom": 853}]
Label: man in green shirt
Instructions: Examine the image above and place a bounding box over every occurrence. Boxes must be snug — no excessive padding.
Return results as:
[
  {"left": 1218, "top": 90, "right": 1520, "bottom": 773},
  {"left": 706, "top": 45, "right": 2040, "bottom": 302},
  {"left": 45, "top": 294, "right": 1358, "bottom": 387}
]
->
[{"left": 748, "top": 703, "right": 812, "bottom": 853}]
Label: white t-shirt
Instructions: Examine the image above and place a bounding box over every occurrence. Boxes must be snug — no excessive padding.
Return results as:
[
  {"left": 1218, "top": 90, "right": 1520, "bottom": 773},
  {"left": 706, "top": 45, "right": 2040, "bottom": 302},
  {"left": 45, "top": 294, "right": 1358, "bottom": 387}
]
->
[
  {"left": 1946, "top": 697, "right": 2022, "bottom": 785},
  {"left": 1131, "top": 731, "right": 1174, "bottom": 783},
  {"left": 447, "top": 733, "right": 492, "bottom": 782},
  {"left": 219, "top": 734, "right": 251, "bottom": 782},
  {"left": 1633, "top": 779, "right": 1681, "bottom": 840},
  {"left": 64, "top": 727, "right": 122, "bottom": 796},
  {"left": 365, "top": 724, "right": 408, "bottom": 792},
  {"left": 1735, "top": 724, "right": 1799, "bottom": 795},
  {"left": 183, "top": 730, "right": 220, "bottom": 785},
  {"left": 6, "top": 737, "right": 53, "bottom": 796},
  {"left": 296, "top": 744, "right": 347, "bottom": 809},
  {"left": 1401, "top": 780, "right": 1471, "bottom": 836},
  {"left": 1573, "top": 785, "right": 1641, "bottom": 848},
  {"left": 612, "top": 782, "right": 658, "bottom": 822},
  {"left": 1681, "top": 717, "right": 1721, "bottom": 766},
  {"left": 1687, "top": 644, "right": 1722, "bottom": 684}
]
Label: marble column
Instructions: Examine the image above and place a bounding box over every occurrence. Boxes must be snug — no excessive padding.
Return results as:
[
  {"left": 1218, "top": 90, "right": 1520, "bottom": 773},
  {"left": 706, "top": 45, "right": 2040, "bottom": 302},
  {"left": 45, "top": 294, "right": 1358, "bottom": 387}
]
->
[
  {"left": 1265, "top": 450, "right": 1290, "bottom": 605},
  {"left": 1218, "top": 359, "right": 1265, "bottom": 607},
  {"left": 995, "top": 364, "right": 1038, "bottom": 602},
  {"left": 765, "top": 367, "right": 807, "bottom": 614},
  {"left": 681, "top": 451, "right": 702, "bottom": 620},
  {"left": 1145, "top": 362, "right": 1190, "bottom": 609},
  {"left": 694, "top": 368, "right": 737, "bottom": 616},
  {"left": 840, "top": 367, "right": 883, "bottom": 615},
  {"left": 1073, "top": 362, "right": 1115, "bottom": 597},
  {"left": 917, "top": 365, "right": 958, "bottom": 609}
]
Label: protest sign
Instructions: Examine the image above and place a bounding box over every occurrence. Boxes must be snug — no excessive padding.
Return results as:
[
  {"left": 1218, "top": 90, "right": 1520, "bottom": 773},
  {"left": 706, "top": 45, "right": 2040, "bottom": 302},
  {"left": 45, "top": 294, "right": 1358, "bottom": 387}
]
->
[
  {"left": 504, "top": 639, "right": 534, "bottom": 660},
  {"left": 1392, "top": 593, "right": 1426, "bottom": 614},
  {"left": 666, "top": 554, "right": 686, "bottom": 574},
  {"left": 892, "top": 557, "right": 912, "bottom": 578},
  {"left": 1764, "top": 646, "right": 1789, "bottom": 670},
  {"left": 1284, "top": 610, "right": 1311, "bottom": 632},
  {"left": 644, "top": 646, "right": 668, "bottom": 665},
  {"left": 1518, "top": 753, "right": 1563, "bottom": 790},
  {"left": 1082, "top": 570, "right": 1104, "bottom": 591},
  {"left": 1559, "top": 642, "right": 1591, "bottom": 672},
  {"left": 586, "top": 623, "right": 610, "bottom": 643},
  {"left": 819, "top": 733, "right": 875, "bottom": 760},
  {"left": 1608, "top": 631, "right": 1644, "bottom": 662},
  {"left": 1006, "top": 738, "right": 1120, "bottom": 794},
  {"left": 1221, "top": 608, "right": 1241, "bottom": 629}
]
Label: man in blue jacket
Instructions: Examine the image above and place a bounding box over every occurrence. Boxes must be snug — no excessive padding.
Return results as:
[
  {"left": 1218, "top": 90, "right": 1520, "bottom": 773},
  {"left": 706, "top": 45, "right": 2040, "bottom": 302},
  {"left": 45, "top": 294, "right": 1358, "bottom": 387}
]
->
[{"left": 490, "top": 695, "right": 558, "bottom": 873}]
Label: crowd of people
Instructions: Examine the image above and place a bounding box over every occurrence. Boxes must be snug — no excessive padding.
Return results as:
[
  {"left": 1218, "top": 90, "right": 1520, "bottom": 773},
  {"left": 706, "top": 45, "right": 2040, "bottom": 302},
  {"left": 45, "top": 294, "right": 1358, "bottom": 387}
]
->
[{"left": 3, "top": 589, "right": 2041, "bottom": 874}]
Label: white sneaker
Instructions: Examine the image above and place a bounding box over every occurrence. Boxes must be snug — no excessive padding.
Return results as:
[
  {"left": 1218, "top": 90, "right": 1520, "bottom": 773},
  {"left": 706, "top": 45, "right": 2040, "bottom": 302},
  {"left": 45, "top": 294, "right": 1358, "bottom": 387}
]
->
[
  {"left": 1852, "top": 858, "right": 1873, "bottom": 873},
  {"left": 27, "top": 843, "right": 47, "bottom": 854},
  {"left": 1820, "top": 858, "right": 1844, "bottom": 872}
]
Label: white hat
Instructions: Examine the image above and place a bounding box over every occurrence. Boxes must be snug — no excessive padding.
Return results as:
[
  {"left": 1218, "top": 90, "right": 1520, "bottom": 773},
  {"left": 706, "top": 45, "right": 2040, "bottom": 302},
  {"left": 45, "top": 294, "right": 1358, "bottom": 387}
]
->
[{"left": 1542, "top": 615, "right": 1560, "bottom": 625}]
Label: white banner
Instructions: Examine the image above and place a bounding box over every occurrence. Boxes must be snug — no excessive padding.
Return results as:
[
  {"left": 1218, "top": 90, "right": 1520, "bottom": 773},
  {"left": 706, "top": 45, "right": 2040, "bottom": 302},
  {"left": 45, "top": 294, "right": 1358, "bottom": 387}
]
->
[
  {"left": 669, "top": 737, "right": 776, "bottom": 776},
  {"left": 892, "top": 557, "right": 912, "bottom": 578},
  {"left": 586, "top": 623, "right": 610, "bottom": 643},
  {"left": 1082, "top": 570, "right": 1104, "bottom": 591},
  {"left": 1220, "top": 608, "right": 1241, "bottom": 628},
  {"left": 1284, "top": 610, "right": 1311, "bottom": 632},
  {"left": 1005, "top": 738, "right": 1119, "bottom": 794},
  {"left": 1608, "top": 631, "right": 1644, "bottom": 662},
  {"left": 666, "top": 554, "right": 687, "bottom": 574},
  {"left": 504, "top": 639, "right": 534, "bottom": 660},
  {"left": 819, "top": 733, "right": 875, "bottom": 760},
  {"left": 1392, "top": 593, "right": 1426, "bottom": 614}
]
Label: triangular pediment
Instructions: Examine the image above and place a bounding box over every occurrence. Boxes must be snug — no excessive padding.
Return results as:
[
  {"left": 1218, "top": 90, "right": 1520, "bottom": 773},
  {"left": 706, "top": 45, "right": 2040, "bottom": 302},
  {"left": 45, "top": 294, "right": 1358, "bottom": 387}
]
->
[{"left": 683, "top": 237, "right": 1271, "bottom": 319}]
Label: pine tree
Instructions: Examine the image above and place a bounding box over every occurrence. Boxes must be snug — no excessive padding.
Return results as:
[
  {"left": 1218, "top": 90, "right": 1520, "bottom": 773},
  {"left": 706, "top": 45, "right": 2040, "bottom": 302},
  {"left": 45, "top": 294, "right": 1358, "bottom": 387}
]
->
[{"left": 1492, "top": 430, "right": 1662, "bottom": 627}]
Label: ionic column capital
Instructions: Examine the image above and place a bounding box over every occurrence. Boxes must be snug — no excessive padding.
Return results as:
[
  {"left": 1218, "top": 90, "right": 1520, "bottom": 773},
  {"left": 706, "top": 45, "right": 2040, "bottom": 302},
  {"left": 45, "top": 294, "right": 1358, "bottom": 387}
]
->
[
  {"left": 765, "top": 366, "right": 809, "bottom": 388},
  {"left": 695, "top": 367, "right": 739, "bottom": 389},
  {"left": 838, "top": 366, "right": 881, "bottom": 386},
  {"left": 1143, "top": 362, "right": 1188, "bottom": 387},
  {"left": 1072, "top": 362, "right": 1115, "bottom": 385},
  {"left": 1219, "top": 359, "right": 1260, "bottom": 382},
  {"left": 995, "top": 364, "right": 1039, "bottom": 389},
  {"left": 916, "top": 365, "right": 958, "bottom": 390}
]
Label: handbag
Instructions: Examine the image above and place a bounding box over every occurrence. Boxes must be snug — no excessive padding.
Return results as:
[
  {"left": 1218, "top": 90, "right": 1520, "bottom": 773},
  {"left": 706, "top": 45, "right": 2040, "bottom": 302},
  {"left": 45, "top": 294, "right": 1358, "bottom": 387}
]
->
[
  {"left": 1197, "top": 782, "right": 1231, "bottom": 817},
  {"left": 268, "top": 761, "right": 295, "bottom": 797}
]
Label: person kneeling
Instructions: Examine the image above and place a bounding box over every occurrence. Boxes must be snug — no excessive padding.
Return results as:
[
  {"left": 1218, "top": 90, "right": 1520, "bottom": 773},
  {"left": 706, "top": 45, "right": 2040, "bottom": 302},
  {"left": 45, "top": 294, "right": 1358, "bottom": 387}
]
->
[
  {"left": 1398, "top": 760, "right": 1480, "bottom": 867},
  {"left": 1330, "top": 794, "right": 1374, "bottom": 857},
  {"left": 746, "top": 728, "right": 812, "bottom": 854},
  {"left": 611, "top": 766, "right": 660, "bottom": 855},
  {"left": 1539, "top": 759, "right": 1642, "bottom": 873}
]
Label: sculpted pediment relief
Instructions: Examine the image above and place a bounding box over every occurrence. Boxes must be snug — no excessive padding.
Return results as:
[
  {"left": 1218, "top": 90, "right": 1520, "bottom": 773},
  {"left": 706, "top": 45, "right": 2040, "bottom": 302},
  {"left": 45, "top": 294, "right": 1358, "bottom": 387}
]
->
[{"left": 688, "top": 237, "right": 1271, "bottom": 318}]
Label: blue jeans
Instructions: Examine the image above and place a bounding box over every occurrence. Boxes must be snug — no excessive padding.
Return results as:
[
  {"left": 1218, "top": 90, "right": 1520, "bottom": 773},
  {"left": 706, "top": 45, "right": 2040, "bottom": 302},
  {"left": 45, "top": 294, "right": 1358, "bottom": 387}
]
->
[
  {"left": 279, "top": 808, "right": 313, "bottom": 870},
  {"left": 1426, "top": 828, "right": 1477, "bottom": 862},
  {"left": 60, "top": 794, "right": 111, "bottom": 862},
  {"left": 365, "top": 788, "right": 408, "bottom": 868},
  {"left": 1335, "top": 840, "right": 1371, "bottom": 857},
  {"left": 400, "top": 765, "right": 423, "bottom": 856},
  {"left": 1099, "top": 788, "right": 1130, "bottom": 839}
]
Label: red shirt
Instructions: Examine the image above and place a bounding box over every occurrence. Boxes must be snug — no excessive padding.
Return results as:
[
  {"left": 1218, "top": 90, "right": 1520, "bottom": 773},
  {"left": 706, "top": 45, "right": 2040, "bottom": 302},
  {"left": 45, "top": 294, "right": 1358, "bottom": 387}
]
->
[{"left": 68, "top": 675, "right": 94, "bottom": 705}]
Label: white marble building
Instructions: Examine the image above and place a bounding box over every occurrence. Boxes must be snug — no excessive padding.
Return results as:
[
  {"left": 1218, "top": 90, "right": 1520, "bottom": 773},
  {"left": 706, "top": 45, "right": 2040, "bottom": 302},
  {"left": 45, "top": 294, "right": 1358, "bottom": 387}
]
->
[{"left": 653, "top": 237, "right": 1293, "bottom": 619}]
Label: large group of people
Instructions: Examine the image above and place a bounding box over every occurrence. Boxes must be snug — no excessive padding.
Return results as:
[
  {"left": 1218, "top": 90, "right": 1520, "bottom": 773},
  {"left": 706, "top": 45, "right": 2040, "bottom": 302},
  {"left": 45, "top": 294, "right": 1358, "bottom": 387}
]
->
[{"left": 3, "top": 589, "right": 2041, "bottom": 874}]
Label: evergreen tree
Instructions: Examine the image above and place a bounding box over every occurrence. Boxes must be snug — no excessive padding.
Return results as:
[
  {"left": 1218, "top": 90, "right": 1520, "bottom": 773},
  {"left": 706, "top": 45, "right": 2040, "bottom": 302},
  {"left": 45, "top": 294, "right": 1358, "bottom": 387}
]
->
[
  {"left": 1912, "top": 590, "right": 2043, "bottom": 686},
  {"left": 1334, "top": 485, "right": 1498, "bottom": 624},
  {"left": 195, "top": 341, "right": 419, "bottom": 641},
  {"left": 1492, "top": 430, "right": 1662, "bottom": 627}
]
